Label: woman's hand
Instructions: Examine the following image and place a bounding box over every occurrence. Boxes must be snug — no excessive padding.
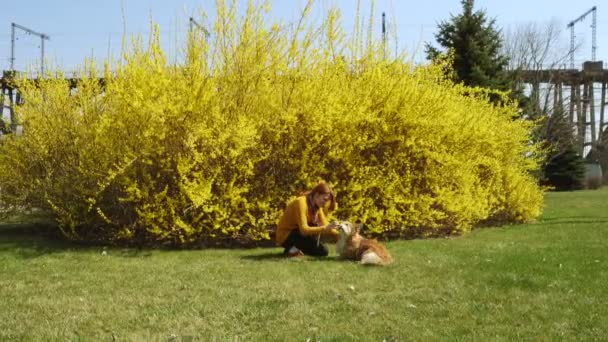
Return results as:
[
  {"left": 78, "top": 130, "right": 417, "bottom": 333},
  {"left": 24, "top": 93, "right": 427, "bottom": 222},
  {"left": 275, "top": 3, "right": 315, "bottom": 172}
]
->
[{"left": 324, "top": 222, "right": 337, "bottom": 233}]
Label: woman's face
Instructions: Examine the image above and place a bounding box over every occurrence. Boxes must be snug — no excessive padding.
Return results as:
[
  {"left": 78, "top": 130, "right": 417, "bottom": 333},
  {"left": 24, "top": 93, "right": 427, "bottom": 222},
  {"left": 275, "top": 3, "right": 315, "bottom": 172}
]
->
[{"left": 313, "top": 192, "right": 331, "bottom": 207}]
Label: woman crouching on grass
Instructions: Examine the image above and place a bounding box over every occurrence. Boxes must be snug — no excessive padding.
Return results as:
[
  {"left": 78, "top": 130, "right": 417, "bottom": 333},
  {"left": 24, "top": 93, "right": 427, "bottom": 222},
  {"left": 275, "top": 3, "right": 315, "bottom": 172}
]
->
[{"left": 276, "top": 182, "right": 339, "bottom": 257}]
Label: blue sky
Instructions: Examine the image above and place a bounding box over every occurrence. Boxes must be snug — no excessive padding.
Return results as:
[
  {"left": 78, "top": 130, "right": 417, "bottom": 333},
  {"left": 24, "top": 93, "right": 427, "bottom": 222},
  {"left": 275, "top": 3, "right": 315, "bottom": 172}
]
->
[{"left": 1, "top": 0, "right": 605, "bottom": 73}]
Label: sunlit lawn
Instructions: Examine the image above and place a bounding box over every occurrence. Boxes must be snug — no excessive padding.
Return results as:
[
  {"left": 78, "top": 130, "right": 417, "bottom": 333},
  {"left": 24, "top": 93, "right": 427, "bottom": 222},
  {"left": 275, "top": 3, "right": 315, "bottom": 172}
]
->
[{"left": 1, "top": 188, "right": 607, "bottom": 340}]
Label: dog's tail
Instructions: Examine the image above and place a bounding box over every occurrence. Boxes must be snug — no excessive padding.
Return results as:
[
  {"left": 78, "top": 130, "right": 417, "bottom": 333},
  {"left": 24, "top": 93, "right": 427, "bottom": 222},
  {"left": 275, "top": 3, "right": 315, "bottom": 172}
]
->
[{"left": 360, "top": 251, "right": 384, "bottom": 265}]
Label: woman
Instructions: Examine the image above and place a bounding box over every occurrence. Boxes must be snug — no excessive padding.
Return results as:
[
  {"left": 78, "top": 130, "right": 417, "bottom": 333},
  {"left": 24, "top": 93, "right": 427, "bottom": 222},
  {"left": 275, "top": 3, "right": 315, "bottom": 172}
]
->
[{"left": 276, "top": 182, "right": 339, "bottom": 257}]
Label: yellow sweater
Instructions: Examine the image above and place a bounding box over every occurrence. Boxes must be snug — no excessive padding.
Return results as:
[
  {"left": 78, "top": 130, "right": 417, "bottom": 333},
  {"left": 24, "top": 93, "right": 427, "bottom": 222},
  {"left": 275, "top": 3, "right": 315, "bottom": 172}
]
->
[{"left": 276, "top": 196, "right": 339, "bottom": 245}]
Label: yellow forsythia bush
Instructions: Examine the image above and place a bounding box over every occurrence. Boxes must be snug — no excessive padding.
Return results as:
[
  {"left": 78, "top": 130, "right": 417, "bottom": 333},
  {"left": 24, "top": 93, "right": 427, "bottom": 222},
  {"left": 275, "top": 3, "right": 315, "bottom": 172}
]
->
[{"left": 0, "top": 1, "right": 543, "bottom": 245}]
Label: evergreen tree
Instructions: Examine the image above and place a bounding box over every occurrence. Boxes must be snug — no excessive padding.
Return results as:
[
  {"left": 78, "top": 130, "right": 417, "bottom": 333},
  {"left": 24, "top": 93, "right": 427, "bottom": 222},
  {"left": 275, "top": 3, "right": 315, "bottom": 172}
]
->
[
  {"left": 426, "top": 0, "right": 511, "bottom": 94},
  {"left": 539, "top": 110, "right": 587, "bottom": 190},
  {"left": 543, "top": 146, "right": 586, "bottom": 191}
]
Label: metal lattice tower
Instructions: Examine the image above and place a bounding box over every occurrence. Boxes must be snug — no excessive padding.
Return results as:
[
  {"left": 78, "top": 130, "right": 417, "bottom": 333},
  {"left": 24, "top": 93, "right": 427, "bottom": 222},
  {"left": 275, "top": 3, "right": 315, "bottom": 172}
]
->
[
  {"left": 567, "top": 6, "right": 597, "bottom": 69},
  {"left": 382, "top": 12, "right": 387, "bottom": 59},
  {"left": 592, "top": 8, "right": 597, "bottom": 61},
  {"left": 189, "top": 17, "right": 210, "bottom": 39},
  {"left": 10, "top": 23, "right": 50, "bottom": 75}
]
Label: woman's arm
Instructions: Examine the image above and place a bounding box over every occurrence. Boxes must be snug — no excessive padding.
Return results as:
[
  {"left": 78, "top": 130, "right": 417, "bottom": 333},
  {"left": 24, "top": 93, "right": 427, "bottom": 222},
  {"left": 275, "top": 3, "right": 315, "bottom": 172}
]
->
[
  {"left": 295, "top": 198, "right": 325, "bottom": 236},
  {"left": 319, "top": 208, "right": 339, "bottom": 237}
]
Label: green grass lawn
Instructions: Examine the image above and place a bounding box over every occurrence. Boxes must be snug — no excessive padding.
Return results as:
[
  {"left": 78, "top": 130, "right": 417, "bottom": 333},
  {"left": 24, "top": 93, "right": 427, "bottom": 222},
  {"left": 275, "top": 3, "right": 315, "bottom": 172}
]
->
[{"left": 1, "top": 189, "right": 607, "bottom": 341}]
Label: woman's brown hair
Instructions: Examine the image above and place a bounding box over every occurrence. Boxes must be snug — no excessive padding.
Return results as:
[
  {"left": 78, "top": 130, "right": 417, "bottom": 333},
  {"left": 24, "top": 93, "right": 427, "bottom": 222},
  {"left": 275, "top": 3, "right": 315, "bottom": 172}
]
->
[{"left": 302, "top": 182, "right": 336, "bottom": 212}]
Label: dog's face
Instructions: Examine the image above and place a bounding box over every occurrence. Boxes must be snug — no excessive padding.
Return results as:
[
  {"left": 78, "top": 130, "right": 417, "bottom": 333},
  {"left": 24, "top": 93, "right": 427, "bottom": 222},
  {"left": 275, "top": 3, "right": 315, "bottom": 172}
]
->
[
  {"left": 335, "top": 221, "right": 360, "bottom": 238},
  {"left": 335, "top": 221, "right": 351, "bottom": 237}
]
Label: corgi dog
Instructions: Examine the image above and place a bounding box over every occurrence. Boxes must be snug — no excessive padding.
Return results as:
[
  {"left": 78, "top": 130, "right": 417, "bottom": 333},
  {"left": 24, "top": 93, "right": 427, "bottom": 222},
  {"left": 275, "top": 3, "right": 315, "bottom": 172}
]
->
[{"left": 335, "top": 221, "right": 393, "bottom": 266}]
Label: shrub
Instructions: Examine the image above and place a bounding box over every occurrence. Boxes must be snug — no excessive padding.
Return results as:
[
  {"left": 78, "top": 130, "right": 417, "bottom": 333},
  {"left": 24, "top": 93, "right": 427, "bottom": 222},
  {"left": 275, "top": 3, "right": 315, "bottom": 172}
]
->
[{"left": 0, "top": 1, "right": 544, "bottom": 245}]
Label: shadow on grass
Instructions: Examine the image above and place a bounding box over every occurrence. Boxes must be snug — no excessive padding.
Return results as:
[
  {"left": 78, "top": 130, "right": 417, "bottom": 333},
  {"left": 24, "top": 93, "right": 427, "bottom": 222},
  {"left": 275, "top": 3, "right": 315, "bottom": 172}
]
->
[
  {"left": 240, "top": 251, "right": 343, "bottom": 263},
  {"left": 0, "top": 222, "right": 155, "bottom": 259},
  {"left": 536, "top": 217, "right": 608, "bottom": 225},
  {"left": 240, "top": 252, "right": 285, "bottom": 261}
]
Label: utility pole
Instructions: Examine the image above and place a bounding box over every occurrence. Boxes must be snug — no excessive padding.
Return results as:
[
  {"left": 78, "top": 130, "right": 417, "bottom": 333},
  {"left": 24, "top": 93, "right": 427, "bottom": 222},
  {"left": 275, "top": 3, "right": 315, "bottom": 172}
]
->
[
  {"left": 10, "top": 22, "right": 50, "bottom": 75},
  {"left": 567, "top": 6, "right": 597, "bottom": 69}
]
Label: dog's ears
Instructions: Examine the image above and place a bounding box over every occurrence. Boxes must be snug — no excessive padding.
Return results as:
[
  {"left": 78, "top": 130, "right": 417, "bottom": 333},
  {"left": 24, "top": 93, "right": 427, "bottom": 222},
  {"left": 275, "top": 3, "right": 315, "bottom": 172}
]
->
[{"left": 353, "top": 223, "right": 362, "bottom": 234}]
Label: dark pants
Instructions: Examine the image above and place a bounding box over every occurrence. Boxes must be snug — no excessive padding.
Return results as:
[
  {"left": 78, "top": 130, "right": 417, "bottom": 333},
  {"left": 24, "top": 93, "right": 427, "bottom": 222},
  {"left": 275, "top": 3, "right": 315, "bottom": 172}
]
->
[{"left": 281, "top": 229, "right": 328, "bottom": 257}]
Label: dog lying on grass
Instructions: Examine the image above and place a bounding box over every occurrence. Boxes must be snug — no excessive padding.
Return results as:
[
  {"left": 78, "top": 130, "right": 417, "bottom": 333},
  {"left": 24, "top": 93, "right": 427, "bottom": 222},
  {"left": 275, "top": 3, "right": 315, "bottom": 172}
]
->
[{"left": 335, "top": 221, "right": 393, "bottom": 266}]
